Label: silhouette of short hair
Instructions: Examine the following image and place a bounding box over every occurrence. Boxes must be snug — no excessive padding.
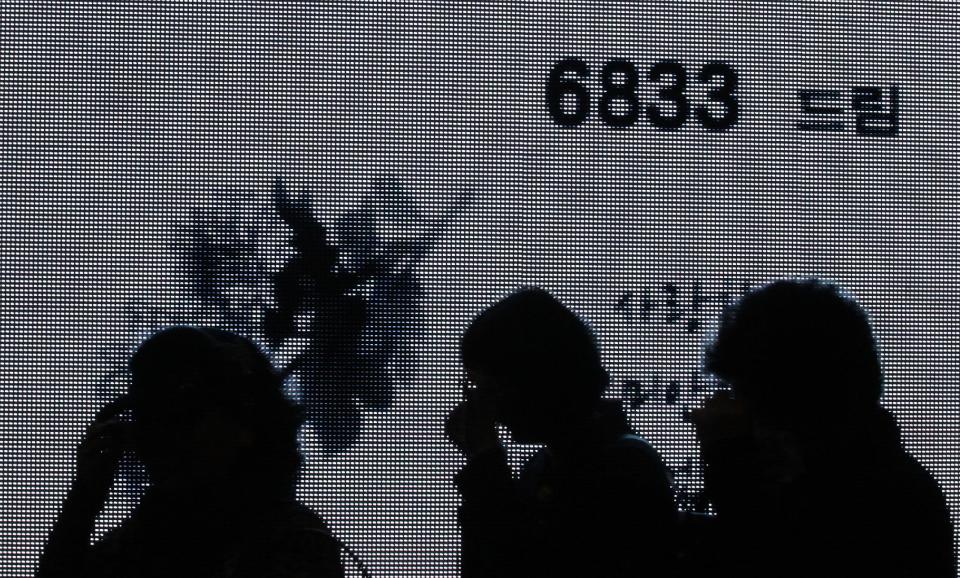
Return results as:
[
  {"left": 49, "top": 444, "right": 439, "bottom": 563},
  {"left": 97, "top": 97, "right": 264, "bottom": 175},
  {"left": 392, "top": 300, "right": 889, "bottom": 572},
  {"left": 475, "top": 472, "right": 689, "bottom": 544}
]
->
[
  {"left": 460, "top": 287, "right": 608, "bottom": 405},
  {"left": 128, "top": 326, "right": 304, "bottom": 491},
  {"left": 706, "top": 279, "right": 882, "bottom": 420}
]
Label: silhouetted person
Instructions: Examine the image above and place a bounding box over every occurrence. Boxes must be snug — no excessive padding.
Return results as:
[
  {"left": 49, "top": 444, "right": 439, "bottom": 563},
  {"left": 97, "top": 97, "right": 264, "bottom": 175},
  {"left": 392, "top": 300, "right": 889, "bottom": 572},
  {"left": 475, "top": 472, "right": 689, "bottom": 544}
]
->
[
  {"left": 690, "top": 280, "right": 955, "bottom": 578},
  {"left": 36, "top": 327, "right": 345, "bottom": 578},
  {"left": 445, "top": 287, "right": 677, "bottom": 577}
]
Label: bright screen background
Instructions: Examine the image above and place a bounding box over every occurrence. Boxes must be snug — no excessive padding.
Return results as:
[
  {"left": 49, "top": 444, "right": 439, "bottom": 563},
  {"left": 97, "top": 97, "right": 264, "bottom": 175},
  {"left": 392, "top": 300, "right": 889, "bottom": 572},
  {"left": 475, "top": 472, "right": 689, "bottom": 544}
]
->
[{"left": 2, "top": 2, "right": 957, "bottom": 576}]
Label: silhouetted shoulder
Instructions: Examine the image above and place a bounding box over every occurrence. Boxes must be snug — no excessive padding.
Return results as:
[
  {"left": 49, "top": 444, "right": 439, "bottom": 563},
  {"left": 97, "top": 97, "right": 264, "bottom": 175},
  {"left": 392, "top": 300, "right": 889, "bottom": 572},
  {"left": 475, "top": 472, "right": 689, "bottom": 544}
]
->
[
  {"left": 600, "top": 434, "right": 672, "bottom": 479},
  {"left": 258, "top": 502, "right": 345, "bottom": 578},
  {"left": 612, "top": 436, "right": 676, "bottom": 518},
  {"left": 83, "top": 500, "right": 344, "bottom": 578},
  {"left": 610, "top": 433, "right": 668, "bottom": 460},
  {"left": 881, "top": 452, "right": 956, "bottom": 576}
]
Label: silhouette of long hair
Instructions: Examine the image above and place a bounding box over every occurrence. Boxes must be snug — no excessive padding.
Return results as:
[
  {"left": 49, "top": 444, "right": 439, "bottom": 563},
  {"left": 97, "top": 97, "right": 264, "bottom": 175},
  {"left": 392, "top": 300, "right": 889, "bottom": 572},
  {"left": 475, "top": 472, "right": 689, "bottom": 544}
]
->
[
  {"left": 706, "top": 279, "right": 882, "bottom": 424},
  {"left": 128, "top": 326, "right": 304, "bottom": 495},
  {"left": 460, "top": 287, "right": 609, "bottom": 405}
]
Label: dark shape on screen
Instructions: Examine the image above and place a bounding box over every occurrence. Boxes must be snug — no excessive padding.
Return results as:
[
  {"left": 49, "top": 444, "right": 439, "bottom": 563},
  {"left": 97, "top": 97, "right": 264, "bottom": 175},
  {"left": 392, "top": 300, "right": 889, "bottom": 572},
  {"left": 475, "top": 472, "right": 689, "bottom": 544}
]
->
[
  {"left": 36, "top": 327, "right": 347, "bottom": 578},
  {"left": 263, "top": 178, "right": 365, "bottom": 450},
  {"left": 173, "top": 177, "right": 470, "bottom": 450},
  {"left": 614, "top": 291, "right": 633, "bottom": 318},
  {"left": 186, "top": 212, "right": 268, "bottom": 336},
  {"left": 690, "top": 369, "right": 702, "bottom": 393},
  {"left": 265, "top": 177, "right": 471, "bottom": 450},
  {"left": 665, "top": 380, "right": 680, "bottom": 405},
  {"left": 687, "top": 279, "right": 956, "bottom": 578},
  {"left": 623, "top": 378, "right": 651, "bottom": 407},
  {"left": 686, "top": 282, "right": 705, "bottom": 333},
  {"left": 662, "top": 283, "right": 681, "bottom": 323}
]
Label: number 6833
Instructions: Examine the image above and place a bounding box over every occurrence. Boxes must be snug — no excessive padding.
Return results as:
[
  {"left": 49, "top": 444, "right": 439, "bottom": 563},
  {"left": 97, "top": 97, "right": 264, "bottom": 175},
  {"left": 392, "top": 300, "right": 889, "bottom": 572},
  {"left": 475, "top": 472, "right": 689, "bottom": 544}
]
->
[{"left": 547, "top": 58, "right": 738, "bottom": 131}]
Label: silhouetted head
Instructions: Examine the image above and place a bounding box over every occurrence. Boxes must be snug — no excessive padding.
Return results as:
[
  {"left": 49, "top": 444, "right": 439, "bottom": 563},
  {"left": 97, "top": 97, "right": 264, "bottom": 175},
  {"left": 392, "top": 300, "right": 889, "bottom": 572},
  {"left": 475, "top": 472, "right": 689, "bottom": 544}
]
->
[
  {"left": 128, "top": 327, "right": 303, "bottom": 497},
  {"left": 460, "top": 287, "right": 609, "bottom": 443},
  {"left": 706, "top": 279, "right": 883, "bottom": 430}
]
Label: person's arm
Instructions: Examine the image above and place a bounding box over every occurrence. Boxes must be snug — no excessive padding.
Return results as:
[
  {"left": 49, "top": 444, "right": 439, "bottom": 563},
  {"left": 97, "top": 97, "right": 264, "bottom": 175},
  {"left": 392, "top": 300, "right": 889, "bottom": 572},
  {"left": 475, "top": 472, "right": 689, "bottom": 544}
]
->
[
  {"left": 592, "top": 439, "right": 679, "bottom": 577},
  {"left": 454, "top": 446, "right": 525, "bottom": 578},
  {"left": 690, "top": 391, "right": 767, "bottom": 521},
  {"left": 690, "top": 392, "right": 803, "bottom": 577},
  {"left": 35, "top": 399, "right": 129, "bottom": 578},
  {"left": 35, "top": 488, "right": 106, "bottom": 578},
  {"left": 445, "top": 393, "right": 524, "bottom": 578}
]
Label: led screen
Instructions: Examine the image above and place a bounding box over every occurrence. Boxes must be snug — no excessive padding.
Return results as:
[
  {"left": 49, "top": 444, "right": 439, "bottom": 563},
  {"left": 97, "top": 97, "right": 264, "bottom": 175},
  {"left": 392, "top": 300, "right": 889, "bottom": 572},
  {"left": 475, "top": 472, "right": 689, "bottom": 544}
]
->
[{"left": 1, "top": 2, "right": 957, "bottom": 576}]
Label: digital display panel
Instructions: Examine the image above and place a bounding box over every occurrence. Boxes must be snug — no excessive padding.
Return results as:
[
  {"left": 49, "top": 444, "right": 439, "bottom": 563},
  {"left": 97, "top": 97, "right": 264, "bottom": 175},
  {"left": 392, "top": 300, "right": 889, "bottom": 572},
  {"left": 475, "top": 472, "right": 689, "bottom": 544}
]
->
[{"left": 2, "top": 2, "right": 957, "bottom": 575}]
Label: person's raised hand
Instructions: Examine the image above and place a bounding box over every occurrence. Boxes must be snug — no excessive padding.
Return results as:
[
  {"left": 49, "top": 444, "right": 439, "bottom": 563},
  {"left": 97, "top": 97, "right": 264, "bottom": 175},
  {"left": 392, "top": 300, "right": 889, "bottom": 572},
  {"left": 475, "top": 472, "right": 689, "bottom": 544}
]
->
[
  {"left": 70, "top": 396, "right": 132, "bottom": 512},
  {"left": 689, "top": 389, "right": 752, "bottom": 451},
  {"left": 444, "top": 388, "right": 501, "bottom": 460}
]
